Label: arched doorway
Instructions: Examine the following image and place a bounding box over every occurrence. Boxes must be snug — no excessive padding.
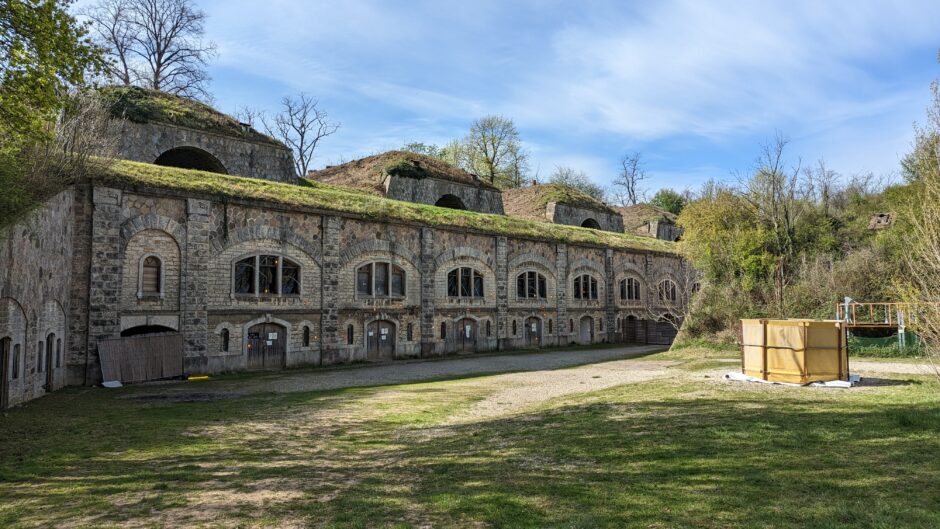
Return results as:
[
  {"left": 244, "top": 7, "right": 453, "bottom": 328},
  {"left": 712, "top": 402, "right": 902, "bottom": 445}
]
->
[
  {"left": 0, "top": 337, "right": 9, "bottom": 409},
  {"left": 154, "top": 146, "right": 228, "bottom": 174},
  {"left": 367, "top": 320, "right": 396, "bottom": 360},
  {"left": 246, "top": 322, "right": 286, "bottom": 369},
  {"left": 525, "top": 317, "right": 541, "bottom": 347},
  {"left": 435, "top": 194, "right": 466, "bottom": 210},
  {"left": 581, "top": 218, "right": 601, "bottom": 229},
  {"left": 120, "top": 325, "right": 177, "bottom": 337},
  {"left": 579, "top": 316, "right": 594, "bottom": 344},
  {"left": 623, "top": 315, "right": 638, "bottom": 344},
  {"left": 456, "top": 318, "right": 477, "bottom": 353}
]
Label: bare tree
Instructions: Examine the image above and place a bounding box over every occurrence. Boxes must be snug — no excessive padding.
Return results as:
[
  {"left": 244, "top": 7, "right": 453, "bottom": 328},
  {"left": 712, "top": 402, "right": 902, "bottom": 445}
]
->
[
  {"left": 549, "top": 165, "right": 606, "bottom": 202},
  {"left": 85, "top": 0, "right": 217, "bottom": 99},
  {"left": 234, "top": 105, "right": 262, "bottom": 128},
  {"left": 263, "top": 93, "right": 339, "bottom": 176},
  {"left": 613, "top": 152, "right": 647, "bottom": 206},
  {"left": 802, "top": 159, "right": 839, "bottom": 216}
]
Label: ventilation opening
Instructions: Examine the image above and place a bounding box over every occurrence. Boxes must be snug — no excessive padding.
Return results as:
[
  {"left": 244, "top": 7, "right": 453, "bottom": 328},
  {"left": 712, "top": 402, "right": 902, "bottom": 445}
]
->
[
  {"left": 435, "top": 194, "right": 466, "bottom": 210},
  {"left": 154, "top": 146, "right": 228, "bottom": 174},
  {"left": 120, "top": 325, "right": 177, "bottom": 337},
  {"left": 581, "top": 218, "right": 601, "bottom": 229}
]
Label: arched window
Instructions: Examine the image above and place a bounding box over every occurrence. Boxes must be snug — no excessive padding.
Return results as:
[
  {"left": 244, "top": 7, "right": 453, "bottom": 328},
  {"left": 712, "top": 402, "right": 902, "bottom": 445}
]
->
[
  {"left": 516, "top": 271, "right": 547, "bottom": 299},
  {"left": 407, "top": 323, "right": 413, "bottom": 341},
  {"left": 46, "top": 334, "right": 54, "bottom": 372},
  {"left": 220, "top": 328, "right": 230, "bottom": 352},
  {"left": 440, "top": 321, "right": 447, "bottom": 339},
  {"left": 55, "top": 339, "right": 62, "bottom": 368},
  {"left": 37, "top": 341, "right": 44, "bottom": 373},
  {"left": 302, "top": 326, "right": 310, "bottom": 347},
  {"left": 486, "top": 320, "right": 491, "bottom": 337},
  {"left": 12, "top": 344, "right": 20, "bottom": 379},
  {"left": 620, "top": 277, "right": 641, "bottom": 301},
  {"left": 357, "top": 262, "right": 405, "bottom": 297},
  {"left": 0, "top": 337, "right": 9, "bottom": 378},
  {"left": 659, "top": 280, "right": 678, "bottom": 303},
  {"left": 548, "top": 319, "right": 553, "bottom": 334},
  {"left": 447, "top": 267, "right": 484, "bottom": 299},
  {"left": 569, "top": 319, "right": 574, "bottom": 333},
  {"left": 512, "top": 320, "right": 517, "bottom": 336},
  {"left": 234, "top": 254, "right": 301, "bottom": 296},
  {"left": 573, "top": 274, "right": 598, "bottom": 300},
  {"left": 347, "top": 324, "right": 354, "bottom": 345},
  {"left": 599, "top": 318, "right": 604, "bottom": 331},
  {"left": 139, "top": 255, "right": 163, "bottom": 297}
]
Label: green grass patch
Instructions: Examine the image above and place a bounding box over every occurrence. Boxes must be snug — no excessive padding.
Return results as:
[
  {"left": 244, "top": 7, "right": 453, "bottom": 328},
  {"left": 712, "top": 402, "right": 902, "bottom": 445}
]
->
[
  {"left": 1, "top": 351, "right": 938, "bottom": 527},
  {"left": 95, "top": 159, "right": 676, "bottom": 253}
]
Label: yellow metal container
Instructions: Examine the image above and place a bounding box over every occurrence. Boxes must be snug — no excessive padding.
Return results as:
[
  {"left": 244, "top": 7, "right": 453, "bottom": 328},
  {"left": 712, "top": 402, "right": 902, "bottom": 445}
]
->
[{"left": 740, "top": 319, "right": 849, "bottom": 384}]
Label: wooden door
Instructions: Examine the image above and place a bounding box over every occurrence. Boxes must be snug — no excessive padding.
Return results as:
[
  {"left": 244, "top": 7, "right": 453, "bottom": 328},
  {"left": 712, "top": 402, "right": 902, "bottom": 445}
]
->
[
  {"left": 457, "top": 318, "right": 477, "bottom": 352},
  {"left": 0, "top": 338, "right": 9, "bottom": 409},
  {"left": 623, "top": 316, "right": 637, "bottom": 344},
  {"left": 246, "top": 323, "right": 286, "bottom": 370},
  {"left": 525, "top": 317, "right": 541, "bottom": 347},
  {"left": 580, "top": 316, "right": 594, "bottom": 344},
  {"left": 367, "top": 320, "right": 395, "bottom": 360}
]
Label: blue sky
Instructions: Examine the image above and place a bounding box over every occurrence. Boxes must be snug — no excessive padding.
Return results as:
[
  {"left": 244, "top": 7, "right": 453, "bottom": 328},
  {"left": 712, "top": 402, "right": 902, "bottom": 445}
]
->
[{"left": 124, "top": 1, "right": 940, "bottom": 194}]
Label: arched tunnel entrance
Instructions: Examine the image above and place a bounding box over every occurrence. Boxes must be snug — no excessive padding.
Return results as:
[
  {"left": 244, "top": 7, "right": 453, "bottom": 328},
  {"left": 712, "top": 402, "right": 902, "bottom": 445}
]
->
[
  {"left": 435, "top": 194, "right": 466, "bottom": 210},
  {"left": 581, "top": 218, "right": 601, "bottom": 229},
  {"left": 154, "top": 146, "right": 228, "bottom": 174}
]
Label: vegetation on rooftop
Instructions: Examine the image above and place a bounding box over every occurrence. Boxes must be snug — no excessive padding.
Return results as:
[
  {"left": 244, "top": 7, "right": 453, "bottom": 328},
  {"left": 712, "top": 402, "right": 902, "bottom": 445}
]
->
[
  {"left": 98, "top": 85, "right": 282, "bottom": 146},
  {"left": 96, "top": 159, "right": 675, "bottom": 253}
]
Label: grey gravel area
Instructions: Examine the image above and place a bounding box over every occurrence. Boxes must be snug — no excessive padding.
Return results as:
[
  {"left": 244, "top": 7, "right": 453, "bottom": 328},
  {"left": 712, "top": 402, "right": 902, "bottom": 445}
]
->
[{"left": 144, "top": 345, "right": 670, "bottom": 397}]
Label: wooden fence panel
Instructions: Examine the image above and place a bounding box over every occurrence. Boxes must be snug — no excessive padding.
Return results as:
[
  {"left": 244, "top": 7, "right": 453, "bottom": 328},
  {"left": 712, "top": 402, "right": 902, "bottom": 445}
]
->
[{"left": 98, "top": 334, "right": 184, "bottom": 383}]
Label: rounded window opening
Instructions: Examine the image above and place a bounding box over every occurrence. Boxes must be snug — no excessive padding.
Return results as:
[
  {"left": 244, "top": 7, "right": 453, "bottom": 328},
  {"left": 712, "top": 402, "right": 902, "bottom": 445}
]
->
[
  {"left": 120, "top": 325, "right": 177, "bottom": 337},
  {"left": 581, "top": 218, "right": 601, "bottom": 229},
  {"left": 154, "top": 146, "right": 228, "bottom": 174},
  {"left": 435, "top": 194, "right": 466, "bottom": 210}
]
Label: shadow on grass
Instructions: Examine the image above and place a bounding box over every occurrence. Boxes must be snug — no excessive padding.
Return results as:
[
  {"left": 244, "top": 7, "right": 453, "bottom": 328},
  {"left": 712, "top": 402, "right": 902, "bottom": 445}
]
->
[{"left": 1, "top": 374, "right": 938, "bottom": 528}]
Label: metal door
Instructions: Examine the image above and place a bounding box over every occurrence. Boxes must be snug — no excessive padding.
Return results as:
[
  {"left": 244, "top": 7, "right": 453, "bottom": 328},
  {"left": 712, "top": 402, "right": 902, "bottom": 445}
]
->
[
  {"left": 246, "top": 323, "right": 286, "bottom": 370},
  {"left": 525, "top": 317, "right": 541, "bottom": 347},
  {"left": 367, "top": 320, "right": 395, "bottom": 360},
  {"left": 580, "top": 316, "right": 594, "bottom": 344},
  {"left": 457, "top": 318, "right": 477, "bottom": 352}
]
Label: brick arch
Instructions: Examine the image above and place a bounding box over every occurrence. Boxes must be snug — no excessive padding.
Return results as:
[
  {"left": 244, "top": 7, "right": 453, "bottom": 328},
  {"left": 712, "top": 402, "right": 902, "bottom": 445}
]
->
[
  {"left": 508, "top": 253, "right": 556, "bottom": 276},
  {"left": 434, "top": 246, "right": 494, "bottom": 271},
  {"left": 566, "top": 258, "right": 604, "bottom": 279},
  {"left": 339, "top": 239, "right": 418, "bottom": 269},
  {"left": 216, "top": 225, "right": 322, "bottom": 265},
  {"left": 120, "top": 214, "right": 185, "bottom": 256}
]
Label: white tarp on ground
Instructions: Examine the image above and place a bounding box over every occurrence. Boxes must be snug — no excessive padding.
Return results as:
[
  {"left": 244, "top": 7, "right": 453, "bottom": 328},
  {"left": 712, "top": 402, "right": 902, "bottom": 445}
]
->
[{"left": 723, "top": 372, "right": 861, "bottom": 388}]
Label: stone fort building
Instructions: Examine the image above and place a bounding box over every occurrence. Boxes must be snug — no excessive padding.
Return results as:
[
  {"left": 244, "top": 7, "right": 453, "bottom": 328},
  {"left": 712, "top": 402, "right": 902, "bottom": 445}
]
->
[{"left": 0, "top": 88, "right": 689, "bottom": 408}]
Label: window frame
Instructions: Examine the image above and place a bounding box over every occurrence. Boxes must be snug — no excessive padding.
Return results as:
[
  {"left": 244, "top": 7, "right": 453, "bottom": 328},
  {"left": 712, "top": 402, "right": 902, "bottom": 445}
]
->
[
  {"left": 356, "top": 261, "right": 406, "bottom": 299},
  {"left": 220, "top": 328, "right": 230, "bottom": 352},
  {"left": 659, "top": 279, "right": 678, "bottom": 303},
  {"left": 516, "top": 270, "right": 548, "bottom": 300},
  {"left": 619, "top": 277, "right": 641, "bottom": 302},
  {"left": 302, "top": 326, "right": 311, "bottom": 347},
  {"left": 573, "top": 273, "right": 599, "bottom": 300},
  {"left": 232, "top": 253, "right": 303, "bottom": 298},
  {"left": 447, "top": 267, "right": 485, "bottom": 300},
  {"left": 137, "top": 253, "right": 165, "bottom": 299}
]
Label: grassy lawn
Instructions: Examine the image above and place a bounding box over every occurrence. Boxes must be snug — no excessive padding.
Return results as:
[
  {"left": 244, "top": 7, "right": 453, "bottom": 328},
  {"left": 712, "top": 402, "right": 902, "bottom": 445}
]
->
[{"left": 1, "top": 348, "right": 939, "bottom": 528}]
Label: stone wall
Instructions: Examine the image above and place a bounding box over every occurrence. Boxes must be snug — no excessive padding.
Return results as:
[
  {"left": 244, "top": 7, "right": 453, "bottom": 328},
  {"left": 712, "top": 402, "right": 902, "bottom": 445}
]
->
[
  {"left": 548, "top": 202, "right": 625, "bottom": 233},
  {"left": 385, "top": 175, "right": 505, "bottom": 214},
  {"left": 114, "top": 121, "right": 296, "bottom": 183},
  {"left": 0, "top": 191, "right": 74, "bottom": 407},
  {"left": 2, "top": 183, "right": 688, "bottom": 405}
]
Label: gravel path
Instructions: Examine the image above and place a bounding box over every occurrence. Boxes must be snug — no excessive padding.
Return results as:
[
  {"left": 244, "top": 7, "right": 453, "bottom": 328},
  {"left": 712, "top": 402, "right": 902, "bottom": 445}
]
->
[
  {"left": 850, "top": 360, "right": 939, "bottom": 376},
  {"left": 143, "top": 345, "right": 669, "bottom": 398}
]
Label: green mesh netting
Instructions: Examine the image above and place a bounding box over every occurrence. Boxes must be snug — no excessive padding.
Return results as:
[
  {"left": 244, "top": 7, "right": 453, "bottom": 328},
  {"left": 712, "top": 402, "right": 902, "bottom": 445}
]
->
[{"left": 849, "top": 331, "right": 925, "bottom": 358}]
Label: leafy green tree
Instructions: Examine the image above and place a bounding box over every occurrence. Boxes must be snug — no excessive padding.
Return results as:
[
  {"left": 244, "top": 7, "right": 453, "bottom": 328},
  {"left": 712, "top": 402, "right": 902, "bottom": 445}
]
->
[
  {"left": 462, "top": 115, "right": 529, "bottom": 188},
  {"left": 1, "top": 0, "right": 101, "bottom": 145},
  {"left": 649, "top": 188, "right": 685, "bottom": 214}
]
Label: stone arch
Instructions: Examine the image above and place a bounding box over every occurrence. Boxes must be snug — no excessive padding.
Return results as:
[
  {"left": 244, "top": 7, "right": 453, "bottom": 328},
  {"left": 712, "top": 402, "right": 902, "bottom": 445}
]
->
[
  {"left": 435, "top": 194, "right": 466, "bottom": 210},
  {"left": 212, "top": 322, "right": 238, "bottom": 354},
  {"left": 217, "top": 226, "right": 322, "bottom": 265},
  {"left": 120, "top": 215, "right": 185, "bottom": 257},
  {"left": 339, "top": 239, "right": 418, "bottom": 269},
  {"left": 154, "top": 146, "right": 228, "bottom": 174},
  {"left": 508, "top": 253, "right": 556, "bottom": 275},
  {"left": 581, "top": 218, "right": 601, "bottom": 229},
  {"left": 567, "top": 258, "right": 605, "bottom": 279},
  {"left": 434, "top": 246, "right": 495, "bottom": 271},
  {"left": 241, "top": 315, "right": 292, "bottom": 355}
]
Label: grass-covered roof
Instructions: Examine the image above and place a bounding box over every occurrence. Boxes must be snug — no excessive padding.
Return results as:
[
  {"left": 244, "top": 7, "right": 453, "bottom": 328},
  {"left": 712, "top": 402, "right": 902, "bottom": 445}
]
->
[
  {"left": 618, "top": 203, "right": 677, "bottom": 229},
  {"left": 95, "top": 159, "right": 676, "bottom": 254},
  {"left": 502, "top": 183, "right": 619, "bottom": 222},
  {"left": 307, "top": 151, "right": 500, "bottom": 195},
  {"left": 98, "top": 85, "right": 284, "bottom": 147}
]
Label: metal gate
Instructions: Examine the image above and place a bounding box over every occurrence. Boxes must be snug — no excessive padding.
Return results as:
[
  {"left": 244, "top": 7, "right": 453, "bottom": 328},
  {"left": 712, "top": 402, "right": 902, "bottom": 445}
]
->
[
  {"left": 457, "top": 318, "right": 477, "bottom": 352},
  {"left": 247, "top": 323, "right": 286, "bottom": 369},
  {"left": 367, "top": 320, "right": 395, "bottom": 360},
  {"left": 98, "top": 333, "right": 184, "bottom": 383},
  {"left": 525, "top": 317, "right": 541, "bottom": 347}
]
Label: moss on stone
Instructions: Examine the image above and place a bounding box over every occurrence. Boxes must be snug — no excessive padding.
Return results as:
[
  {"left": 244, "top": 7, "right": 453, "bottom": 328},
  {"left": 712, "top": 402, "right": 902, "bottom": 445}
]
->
[
  {"left": 94, "top": 159, "right": 677, "bottom": 253},
  {"left": 98, "top": 85, "right": 283, "bottom": 146}
]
